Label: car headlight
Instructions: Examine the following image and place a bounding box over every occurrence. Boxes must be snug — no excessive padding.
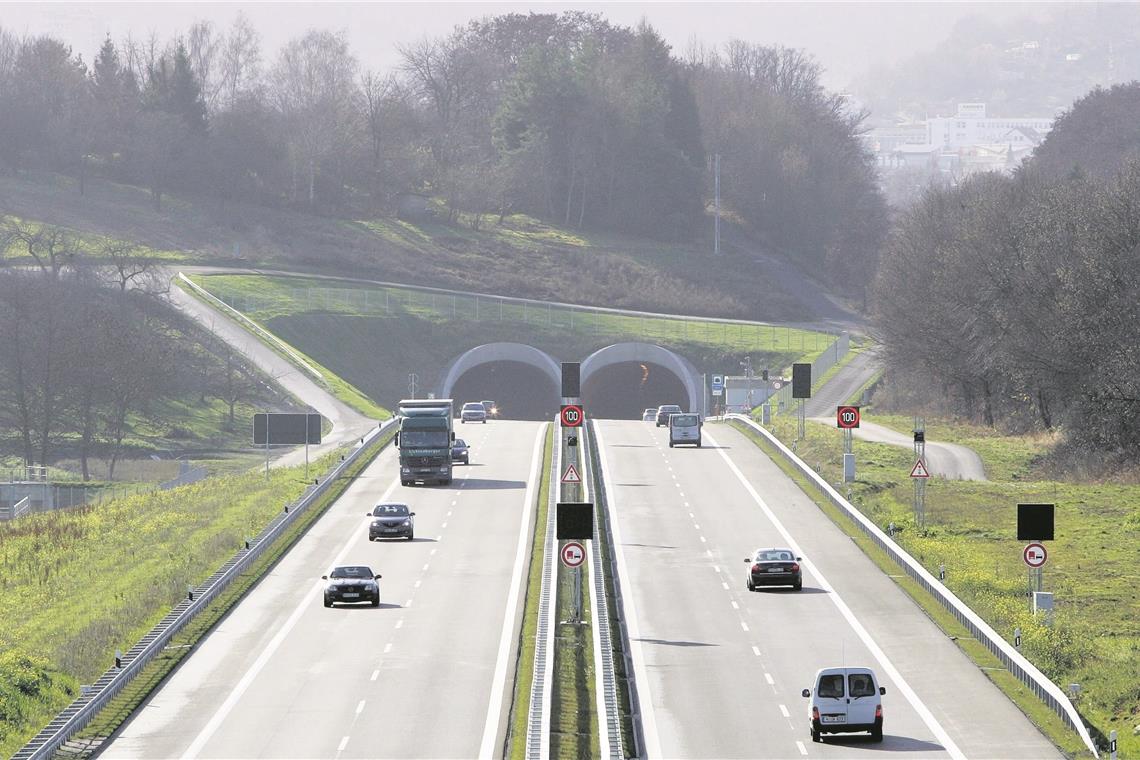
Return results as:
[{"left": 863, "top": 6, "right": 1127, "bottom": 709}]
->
[
  {"left": 401, "top": 518, "right": 411, "bottom": 526},
  {"left": 371, "top": 520, "right": 382, "bottom": 527},
  {"left": 365, "top": 581, "right": 378, "bottom": 589},
  {"left": 401, "top": 466, "right": 410, "bottom": 473}
]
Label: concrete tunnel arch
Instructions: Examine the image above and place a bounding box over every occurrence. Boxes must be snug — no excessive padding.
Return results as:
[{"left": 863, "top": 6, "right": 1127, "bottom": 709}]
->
[
  {"left": 582, "top": 342, "right": 703, "bottom": 414},
  {"left": 439, "top": 342, "right": 561, "bottom": 402}
]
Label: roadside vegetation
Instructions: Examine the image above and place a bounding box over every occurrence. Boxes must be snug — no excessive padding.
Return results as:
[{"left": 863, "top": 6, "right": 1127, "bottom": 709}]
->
[
  {"left": 749, "top": 407, "right": 1140, "bottom": 757},
  {"left": 0, "top": 432, "right": 391, "bottom": 758}
]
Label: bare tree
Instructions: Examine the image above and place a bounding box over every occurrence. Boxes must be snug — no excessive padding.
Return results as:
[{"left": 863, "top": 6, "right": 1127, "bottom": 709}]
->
[
  {"left": 271, "top": 30, "right": 360, "bottom": 206},
  {"left": 0, "top": 219, "right": 78, "bottom": 278},
  {"left": 187, "top": 20, "right": 222, "bottom": 112},
  {"left": 219, "top": 13, "right": 262, "bottom": 108}
]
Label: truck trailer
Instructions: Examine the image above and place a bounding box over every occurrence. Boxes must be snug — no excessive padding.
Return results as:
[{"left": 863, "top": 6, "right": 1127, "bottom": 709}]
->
[{"left": 396, "top": 399, "right": 454, "bottom": 485}]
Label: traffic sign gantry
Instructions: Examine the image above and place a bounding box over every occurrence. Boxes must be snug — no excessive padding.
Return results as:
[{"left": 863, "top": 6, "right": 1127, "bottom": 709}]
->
[
  {"left": 560, "top": 404, "right": 583, "bottom": 427},
  {"left": 837, "top": 405, "right": 861, "bottom": 429},
  {"left": 561, "top": 541, "right": 586, "bottom": 568},
  {"left": 1023, "top": 542, "right": 1048, "bottom": 568}
]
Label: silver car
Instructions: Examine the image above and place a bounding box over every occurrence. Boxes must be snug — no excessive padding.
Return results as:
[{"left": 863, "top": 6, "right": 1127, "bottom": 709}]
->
[{"left": 460, "top": 401, "right": 487, "bottom": 423}]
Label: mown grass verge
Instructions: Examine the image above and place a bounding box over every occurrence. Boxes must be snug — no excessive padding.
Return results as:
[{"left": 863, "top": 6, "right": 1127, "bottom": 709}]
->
[
  {"left": 0, "top": 427, "right": 394, "bottom": 759},
  {"left": 187, "top": 273, "right": 834, "bottom": 413},
  {"left": 507, "top": 426, "right": 554, "bottom": 758},
  {"left": 730, "top": 417, "right": 1128, "bottom": 758}
]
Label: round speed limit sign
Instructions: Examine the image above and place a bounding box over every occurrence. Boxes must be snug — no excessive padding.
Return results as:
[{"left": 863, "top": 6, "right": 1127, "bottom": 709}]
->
[{"left": 560, "top": 404, "right": 583, "bottom": 427}]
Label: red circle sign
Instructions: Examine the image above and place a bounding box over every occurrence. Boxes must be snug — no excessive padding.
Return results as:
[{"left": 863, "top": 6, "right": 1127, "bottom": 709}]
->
[
  {"left": 837, "top": 405, "right": 861, "bottom": 429},
  {"left": 560, "top": 404, "right": 583, "bottom": 427},
  {"left": 561, "top": 541, "right": 586, "bottom": 568},
  {"left": 1023, "top": 542, "right": 1047, "bottom": 569}
]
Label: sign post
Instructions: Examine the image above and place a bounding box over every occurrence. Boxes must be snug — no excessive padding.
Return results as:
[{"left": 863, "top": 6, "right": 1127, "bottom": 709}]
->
[
  {"left": 792, "top": 363, "right": 811, "bottom": 440},
  {"left": 561, "top": 540, "right": 586, "bottom": 623},
  {"left": 912, "top": 417, "right": 926, "bottom": 529},
  {"left": 837, "top": 406, "right": 860, "bottom": 482}
]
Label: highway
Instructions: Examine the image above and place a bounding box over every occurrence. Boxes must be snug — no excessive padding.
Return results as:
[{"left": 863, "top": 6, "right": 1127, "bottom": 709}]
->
[
  {"left": 595, "top": 419, "right": 1059, "bottom": 759},
  {"left": 100, "top": 420, "right": 545, "bottom": 759}
]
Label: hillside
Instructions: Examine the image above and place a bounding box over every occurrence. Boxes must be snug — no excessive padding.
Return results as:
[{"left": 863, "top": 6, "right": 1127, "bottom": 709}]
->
[{"left": 0, "top": 171, "right": 848, "bottom": 324}]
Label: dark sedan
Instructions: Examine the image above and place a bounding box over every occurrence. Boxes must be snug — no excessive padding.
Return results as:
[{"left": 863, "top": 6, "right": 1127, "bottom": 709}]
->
[
  {"left": 744, "top": 547, "right": 803, "bottom": 591},
  {"left": 367, "top": 502, "right": 415, "bottom": 540},
  {"left": 322, "top": 565, "right": 381, "bottom": 607},
  {"left": 451, "top": 438, "right": 469, "bottom": 464}
]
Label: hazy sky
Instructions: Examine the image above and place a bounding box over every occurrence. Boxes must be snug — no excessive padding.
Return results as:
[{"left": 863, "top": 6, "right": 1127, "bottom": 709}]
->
[{"left": 0, "top": 2, "right": 1045, "bottom": 89}]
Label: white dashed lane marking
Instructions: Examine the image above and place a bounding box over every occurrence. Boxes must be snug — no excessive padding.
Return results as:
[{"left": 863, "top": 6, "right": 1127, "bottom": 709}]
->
[
  {"left": 731, "top": 601, "right": 739, "bottom": 610},
  {"left": 779, "top": 704, "right": 790, "bottom": 718},
  {"left": 355, "top": 700, "right": 366, "bottom": 715},
  {"left": 721, "top": 582, "right": 729, "bottom": 590},
  {"left": 338, "top": 736, "right": 349, "bottom": 751},
  {"left": 395, "top": 619, "right": 403, "bottom": 629},
  {"left": 370, "top": 669, "right": 379, "bottom": 681},
  {"left": 765, "top": 673, "right": 774, "bottom": 685},
  {"left": 796, "top": 740, "right": 808, "bottom": 755},
  {"left": 741, "top": 622, "right": 750, "bottom": 632},
  {"left": 752, "top": 646, "right": 761, "bottom": 657},
  {"left": 383, "top": 643, "right": 392, "bottom": 654}
]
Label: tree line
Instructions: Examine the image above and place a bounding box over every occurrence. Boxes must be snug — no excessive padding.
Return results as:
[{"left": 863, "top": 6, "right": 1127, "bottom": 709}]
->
[
  {"left": 0, "top": 12, "right": 886, "bottom": 296},
  {"left": 871, "top": 84, "right": 1140, "bottom": 460},
  {"left": 0, "top": 230, "right": 270, "bottom": 478}
]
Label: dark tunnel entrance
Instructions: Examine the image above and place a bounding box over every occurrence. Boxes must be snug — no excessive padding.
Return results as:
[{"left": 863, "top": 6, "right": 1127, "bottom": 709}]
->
[
  {"left": 449, "top": 360, "right": 559, "bottom": 420},
  {"left": 582, "top": 361, "right": 689, "bottom": 419}
]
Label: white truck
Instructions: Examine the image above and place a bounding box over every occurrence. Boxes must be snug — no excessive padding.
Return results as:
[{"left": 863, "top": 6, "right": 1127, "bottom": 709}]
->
[{"left": 396, "top": 399, "right": 454, "bottom": 486}]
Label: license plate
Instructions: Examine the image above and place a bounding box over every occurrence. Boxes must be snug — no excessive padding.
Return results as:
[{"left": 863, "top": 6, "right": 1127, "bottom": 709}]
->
[
  {"left": 342, "top": 592, "right": 360, "bottom": 598},
  {"left": 821, "top": 715, "right": 845, "bottom": 724},
  {"left": 768, "top": 568, "right": 784, "bottom": 573},
  {"left": 384, "top": 528, "right": 399, "bottom": 533}
]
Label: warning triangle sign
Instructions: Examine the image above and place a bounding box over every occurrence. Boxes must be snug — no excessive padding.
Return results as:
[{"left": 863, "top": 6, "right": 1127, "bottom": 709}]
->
[
  {"left": 561, "top": 464, "right": 582, "bottom": 483},
  {"left": 910, "top": 459, "right": 931, "bottom": 478}
]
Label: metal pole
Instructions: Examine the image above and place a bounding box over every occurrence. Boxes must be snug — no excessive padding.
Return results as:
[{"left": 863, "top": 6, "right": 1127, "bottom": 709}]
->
[
  {"left": 714, "top": 153, "right": 721, "bottom": 256},
  {"left": 265, "top": 411, "right": 270, "bottom": 481}
]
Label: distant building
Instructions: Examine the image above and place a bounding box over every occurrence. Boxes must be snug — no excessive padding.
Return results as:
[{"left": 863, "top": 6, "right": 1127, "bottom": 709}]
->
[{"left": 927, "top": 103, "right": 1053, "bottom": 151}]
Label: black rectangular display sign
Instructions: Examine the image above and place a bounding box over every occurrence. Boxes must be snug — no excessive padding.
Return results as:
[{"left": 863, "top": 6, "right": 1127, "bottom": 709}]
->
[
  {"left": 1017, "top": 503, "right": 1054, "bottom": 541},
  {"left": 253, "top": 413, "right": 323, "bottom": 445},
  {"left": 556, "top": 502, "right": 594, "bottom": 540},
  {"left": 561, "top": 362, "right": 581, "bottom": 398},
  {"left": 792, "top": 363, "right": 812, "bottom": 399}
]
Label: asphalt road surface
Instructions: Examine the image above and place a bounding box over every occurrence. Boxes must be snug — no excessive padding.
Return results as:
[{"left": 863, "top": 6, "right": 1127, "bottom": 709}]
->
[
  {"left": 99, "top": 420, "right": 545, "bottom": 759},
  {"left": 595, "top": 419, "right": 1057, "bottom": 759}
]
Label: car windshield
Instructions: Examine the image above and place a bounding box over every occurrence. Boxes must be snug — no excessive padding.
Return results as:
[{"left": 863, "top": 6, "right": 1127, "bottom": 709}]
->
[
  {"left": 660, "top": 406, "right": 680, "bottom": 413},
  {"left": 373, "top": 504, "right": 409, "bottom": 516},
  {"left": 402, "top": 430, "right": 449, "bottom": 447},
  {"left": 758, "top": 550, "right": 795, "bottom": 561},
  {"left": 463, "top": 403, "right": 483, "bottom": 411},
  {"left": 672, "top": 414, "right": 698, "bottom": 426},
  {"left": 453, "top": 439, "right": 467, "bottom": 447},
  {"left": 330, "top": 566, "right": 374, "bottom": 579}
]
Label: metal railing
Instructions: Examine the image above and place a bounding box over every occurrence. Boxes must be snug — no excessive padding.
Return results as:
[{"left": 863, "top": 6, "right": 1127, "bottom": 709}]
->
[
  {"left": 525, "top": 416, "right": 561, "bottom": 760},
  {"left": 12, "top": 419, "right": 395, "bottom": 760},
  {"left": 725, "top": 413, "right": 1099, "bottom": 758},
  {"left": 583, "top": 421, "right": 627, "bottom": 759},
  {"left": 0, "top": 495, "right": 31, "bottom": 521}
]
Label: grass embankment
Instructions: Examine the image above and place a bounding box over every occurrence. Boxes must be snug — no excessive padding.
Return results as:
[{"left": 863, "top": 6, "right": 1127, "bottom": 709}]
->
[
  {"left": 187, "top": 273, "right": 833, "bottom": 411},
  {"left": 0, "top": 428, "right": 393, "bottom": 758},
  {"left": 740, "top": 411, "right": 1139, "bottom": 757},
  {"left": 1, "top": 171, "right": 813, "bottom": 322}
]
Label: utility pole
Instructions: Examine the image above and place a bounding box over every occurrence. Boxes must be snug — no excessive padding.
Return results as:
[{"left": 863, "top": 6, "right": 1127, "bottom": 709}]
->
[
  {"left": 741, "top": 356, "right": 754, "bottom": 411},
  {"left": 714, "top": 153, "right": 721, "bottom": 256}
]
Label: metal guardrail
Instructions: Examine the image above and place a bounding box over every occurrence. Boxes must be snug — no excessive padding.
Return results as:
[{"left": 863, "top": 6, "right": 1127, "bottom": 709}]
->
[
  {"left": 13, "top": 419, "right": 396, "bottom": 760},
  {"left": 582, "top": 421, "right": 626, "bottom": 759},
  {"left": 725, "top": 413, "right": 1100, "bottom": 758},
  {"left": 0, "top": 495, "right": 31, "bottom": 521},
  {"left": 525, "top": 416, "right": 560, "bottom": 760}
]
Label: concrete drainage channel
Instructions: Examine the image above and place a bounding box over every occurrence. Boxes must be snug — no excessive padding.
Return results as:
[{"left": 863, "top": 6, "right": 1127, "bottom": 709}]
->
[
  {"left": 522, "top": 417, "right": 634, "bottom": 759},
  {"left": 12, "top": 421, "right": 396, "bottom": 760}
]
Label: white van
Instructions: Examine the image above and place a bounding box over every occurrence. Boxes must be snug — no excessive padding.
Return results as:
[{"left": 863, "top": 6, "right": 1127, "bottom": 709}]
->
[
  {"left": 668, "top": 413, "right": 701, "bottom": 448},
  {"left": 802, "top": 666, "right": 885, "bottom": 742}
]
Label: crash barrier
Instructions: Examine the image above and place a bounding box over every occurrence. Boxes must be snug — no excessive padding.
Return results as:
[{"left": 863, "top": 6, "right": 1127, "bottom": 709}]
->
[
  {"left": 13, "top": 419, "right": 395, "bottom": 760},
  {"left": 725, "top": 413, "right": 1099, "bottom": 758}
]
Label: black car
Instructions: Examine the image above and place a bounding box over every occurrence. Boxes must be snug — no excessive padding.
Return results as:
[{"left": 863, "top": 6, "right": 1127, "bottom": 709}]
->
[
  {"left": 744, "top": 547, "right": 803, "bottom": 591},
  {"left": 451, "top": 438, "right": 469, "bottom": 464},
  {"left": 322, "top": 565, "right": 381, "bottom": 607},
  {"left": 656, "top": 404, "right": 682, "bottom": 427},
  {"left": 367, "top": 503, "right": 415, "bottom": 540}
]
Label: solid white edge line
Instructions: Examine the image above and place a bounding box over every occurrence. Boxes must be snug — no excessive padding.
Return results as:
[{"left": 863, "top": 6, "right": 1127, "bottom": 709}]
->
[
  {"left": 704, "top": 428, "right": 966, "bottom": 760},
  {"left": 478, "top": 423, "right": 548, "bottom": 759},
  {"left": 182, "top": 475, "right": 401, "bottom": 758},
  {"left": 594, "top": 422, "right": 663, "bottom": 759}
]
